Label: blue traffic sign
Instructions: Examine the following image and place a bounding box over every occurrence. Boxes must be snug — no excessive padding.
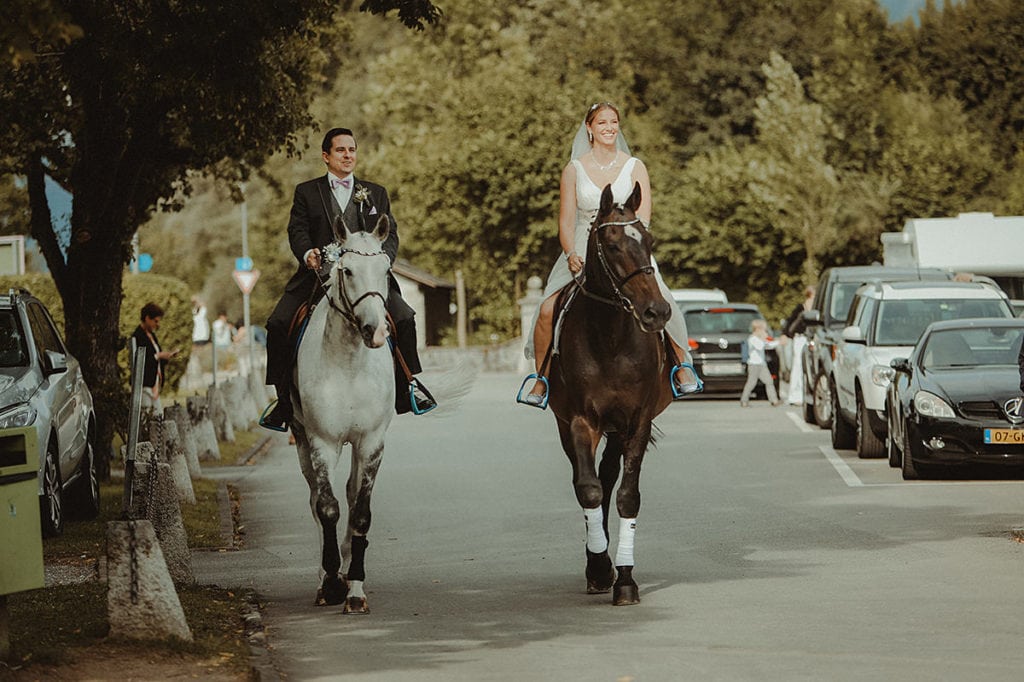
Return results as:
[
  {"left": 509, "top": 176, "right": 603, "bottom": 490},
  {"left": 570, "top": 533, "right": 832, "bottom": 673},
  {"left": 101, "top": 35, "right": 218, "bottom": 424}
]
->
[
  {"left": 235, "top": 257, "right": 254, "bottom": 272},
  {"left": 137, "top": 253, "right": 153, "bottom": 273}
]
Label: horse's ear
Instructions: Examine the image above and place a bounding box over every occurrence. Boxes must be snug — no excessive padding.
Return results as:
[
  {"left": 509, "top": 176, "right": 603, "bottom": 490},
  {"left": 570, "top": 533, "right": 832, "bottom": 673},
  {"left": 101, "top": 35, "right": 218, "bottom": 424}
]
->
[
  {"left": 625, "top": 182, "right": 642, "bottom": 213},
  {"left": 599, "top": 184, "right": 615, "bottom": 214},
  {"left": 333, "top": 215, "right": 350, "bottom": 244},
  {"left": 372, "top": 214, "right": 390, "bottom": 244}
]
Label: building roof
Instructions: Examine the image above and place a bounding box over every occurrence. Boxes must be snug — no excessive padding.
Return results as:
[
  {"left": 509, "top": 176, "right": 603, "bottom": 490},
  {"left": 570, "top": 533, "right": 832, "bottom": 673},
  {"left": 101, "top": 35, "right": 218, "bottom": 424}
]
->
[{"left": 392, "top": 258, "right": 455, "bottom": 289}]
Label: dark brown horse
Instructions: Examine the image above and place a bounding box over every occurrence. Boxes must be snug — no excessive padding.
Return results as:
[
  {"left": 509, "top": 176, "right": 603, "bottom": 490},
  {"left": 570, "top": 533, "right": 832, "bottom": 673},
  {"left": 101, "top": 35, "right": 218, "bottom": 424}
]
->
[{"left": 547, "top": 182, "right": 675, "bottom": 605}]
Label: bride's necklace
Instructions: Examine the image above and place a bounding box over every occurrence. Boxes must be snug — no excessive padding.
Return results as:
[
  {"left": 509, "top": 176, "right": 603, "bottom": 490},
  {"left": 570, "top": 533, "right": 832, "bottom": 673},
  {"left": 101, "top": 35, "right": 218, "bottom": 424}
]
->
[{"left": 593, "top": 152, "right": 618, "bottom": 171}]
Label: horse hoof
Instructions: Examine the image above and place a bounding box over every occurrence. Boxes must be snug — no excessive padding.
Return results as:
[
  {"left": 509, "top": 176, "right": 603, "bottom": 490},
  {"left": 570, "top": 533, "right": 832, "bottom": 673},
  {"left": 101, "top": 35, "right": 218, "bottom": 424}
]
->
[
  {"left": 612, "top": 583, "right": 640, "bottom": 606},
  {"left": 585, "top": 550, "right": 615, "bottom": 594},
  {"left": 315, "top": 574, "right": 348, "bottom": 606},
  {"left": 342, "top": 596, "right": 370, "bottom": 615}
]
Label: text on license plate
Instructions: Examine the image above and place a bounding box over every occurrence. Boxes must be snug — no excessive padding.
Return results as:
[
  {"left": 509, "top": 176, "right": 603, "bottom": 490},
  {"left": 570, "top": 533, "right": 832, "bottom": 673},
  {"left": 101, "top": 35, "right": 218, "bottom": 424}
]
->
[
  {"left": 983, "top": 429, "right": 1024, "bottom": 444},
  {"left": 702, "top": 362, "right": 744, "bottom": 376}
]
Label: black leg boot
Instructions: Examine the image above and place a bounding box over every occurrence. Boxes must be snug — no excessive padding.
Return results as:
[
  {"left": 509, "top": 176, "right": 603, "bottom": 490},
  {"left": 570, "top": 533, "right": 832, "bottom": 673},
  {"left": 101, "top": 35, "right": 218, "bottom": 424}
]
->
[{"left": 259, "top": 382, "right": 293, "bottom": 432}]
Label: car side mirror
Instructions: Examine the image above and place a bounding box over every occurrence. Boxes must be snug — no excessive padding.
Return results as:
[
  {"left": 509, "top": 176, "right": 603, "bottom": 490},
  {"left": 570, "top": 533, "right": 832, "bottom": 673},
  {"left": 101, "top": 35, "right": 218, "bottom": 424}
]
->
[
  {"left": 802, "top": 309, "right": 822, "bottom": 327},
  {"left": 841, "top": 325, "right": 866, "bottom": 344},
  {"left": 890, "top": 357, "right": 912, "bottom": 374},
  {"left": 43, "top": 350, "right": 68, "bottom": 376}
]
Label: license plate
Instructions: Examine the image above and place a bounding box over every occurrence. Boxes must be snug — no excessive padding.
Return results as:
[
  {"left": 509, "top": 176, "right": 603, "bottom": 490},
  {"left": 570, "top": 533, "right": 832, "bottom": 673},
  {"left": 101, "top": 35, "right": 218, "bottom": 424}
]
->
[
  {"left": 702, "top": 362, "right": 744, "bottom": 376},
  {"left": 983, "top": 429, "right": 1024, "bottom": 444}
]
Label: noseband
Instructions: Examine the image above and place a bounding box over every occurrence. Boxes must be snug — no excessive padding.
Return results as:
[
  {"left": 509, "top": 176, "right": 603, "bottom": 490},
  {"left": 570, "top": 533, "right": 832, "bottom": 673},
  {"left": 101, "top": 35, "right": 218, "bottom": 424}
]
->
[
  {"left": 574, "top": 217, "right": 656, "bottom": 320},
  {"left": 316, "top": 245, "right": 390, "bottom": 330}
]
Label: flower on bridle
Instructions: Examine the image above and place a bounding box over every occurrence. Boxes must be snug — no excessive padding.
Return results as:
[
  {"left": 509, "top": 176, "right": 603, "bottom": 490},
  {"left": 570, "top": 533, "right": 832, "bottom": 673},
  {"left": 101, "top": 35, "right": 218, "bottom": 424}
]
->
[
  {"left": 322, "top": 242, "right": 344, "bottom": 264},
  {"left": 352, "top": 185, "right": 370, "bottom": 204}
]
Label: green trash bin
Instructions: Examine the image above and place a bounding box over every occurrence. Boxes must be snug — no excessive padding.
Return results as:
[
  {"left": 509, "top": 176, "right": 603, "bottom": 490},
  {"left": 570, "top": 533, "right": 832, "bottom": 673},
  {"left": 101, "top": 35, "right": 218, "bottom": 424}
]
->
[{"left": 0, "top": 426, "right": 44, "bottom": 596}]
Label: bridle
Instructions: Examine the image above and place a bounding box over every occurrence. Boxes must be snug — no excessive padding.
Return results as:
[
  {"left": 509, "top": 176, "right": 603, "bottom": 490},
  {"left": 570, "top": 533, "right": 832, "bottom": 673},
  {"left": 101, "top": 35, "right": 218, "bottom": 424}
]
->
[
  {"left": 315, "top": 245, "right": 391, "bottom": 330},
  {"left": 573, "top": 217, "right": 656, "bottom": 321}
]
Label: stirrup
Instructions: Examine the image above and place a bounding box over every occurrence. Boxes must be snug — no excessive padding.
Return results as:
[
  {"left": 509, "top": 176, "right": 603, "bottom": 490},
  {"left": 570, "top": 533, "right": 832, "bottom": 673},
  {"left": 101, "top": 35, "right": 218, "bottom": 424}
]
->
[
  {"left": 516, "top": 374, "right": 549, "bottom": 410},
  {"left": 258, "top": 400, "right": 289, "bottom": 433},
  {"left": 671, "top": 363, "right": 703, "bottom": 399},
  {"left": 408, "top": 378, "right": 437, "bottom": 415}
]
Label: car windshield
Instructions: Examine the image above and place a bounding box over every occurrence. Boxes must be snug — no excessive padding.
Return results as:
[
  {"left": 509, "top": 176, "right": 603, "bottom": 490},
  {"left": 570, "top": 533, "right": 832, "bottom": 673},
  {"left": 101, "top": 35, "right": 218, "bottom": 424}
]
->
[
  {"left": 875, "top": 298, "right": 1011, "bottom": 346},
  {"left": 684, "top": 308, "right": 763, "bottom": 335},
  {"left": 921, "top": 326, "right": 1024, "bottom": 368},
  {"left": 0, "top": 310, "right": 29, "bottom": 367},
  {"left": 829, "top": 282, "right": 861, "bottom": 325}
]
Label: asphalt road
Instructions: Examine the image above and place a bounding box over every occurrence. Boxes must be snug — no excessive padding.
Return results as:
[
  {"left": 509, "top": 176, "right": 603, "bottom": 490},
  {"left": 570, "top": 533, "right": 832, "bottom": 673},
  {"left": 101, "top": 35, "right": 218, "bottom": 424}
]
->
[{"left": 195, "top": 372, "right": 1024, "bottom": 681}]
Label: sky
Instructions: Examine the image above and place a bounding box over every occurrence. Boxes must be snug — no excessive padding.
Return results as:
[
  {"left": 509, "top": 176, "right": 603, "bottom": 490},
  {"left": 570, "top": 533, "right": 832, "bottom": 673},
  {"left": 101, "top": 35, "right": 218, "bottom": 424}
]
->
[{"left": 880, "top": 0, "right": 929, "bottom": 22}]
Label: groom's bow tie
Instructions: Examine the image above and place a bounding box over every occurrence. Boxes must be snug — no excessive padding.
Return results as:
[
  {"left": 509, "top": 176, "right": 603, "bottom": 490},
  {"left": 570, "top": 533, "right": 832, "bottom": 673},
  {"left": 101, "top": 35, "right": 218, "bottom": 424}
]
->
[{"left": 331, "top": 177, "right": 351, "bottom": 190}]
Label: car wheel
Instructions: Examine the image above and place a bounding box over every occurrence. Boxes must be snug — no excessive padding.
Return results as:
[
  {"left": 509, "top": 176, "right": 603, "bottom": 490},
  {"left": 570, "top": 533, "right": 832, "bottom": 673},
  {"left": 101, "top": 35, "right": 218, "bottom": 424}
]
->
[
  {"left": 856, "top": 391, "right": 886, "bottom": 459},
  {"left": 68, "top": 429, "right": 100, "bottom": 520},
  {"left": 830, "top": 379, "right": 855, "bottom": 449},
  {"left": 39, "top": 438, "right": 64, "bottom": 537},
  {"left": 813, "top": 373, "right": 832, "bottom": 429},
  {"left": 886, "top": 404, "right": 902, "bottom": 468}
]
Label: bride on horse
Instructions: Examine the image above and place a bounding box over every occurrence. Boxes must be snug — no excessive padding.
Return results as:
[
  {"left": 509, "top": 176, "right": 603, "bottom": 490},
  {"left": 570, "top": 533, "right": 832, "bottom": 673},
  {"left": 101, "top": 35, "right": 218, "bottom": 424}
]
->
[{"left": 520, "top": 102, "right": 699, "bottom": 407}]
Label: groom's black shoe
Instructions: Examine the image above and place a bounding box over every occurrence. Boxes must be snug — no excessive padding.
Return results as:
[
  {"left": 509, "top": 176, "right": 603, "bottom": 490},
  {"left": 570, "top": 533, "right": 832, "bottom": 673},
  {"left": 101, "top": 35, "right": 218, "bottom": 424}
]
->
[{"left": 259, "top": 384, "right": 293, "bottom": 432}]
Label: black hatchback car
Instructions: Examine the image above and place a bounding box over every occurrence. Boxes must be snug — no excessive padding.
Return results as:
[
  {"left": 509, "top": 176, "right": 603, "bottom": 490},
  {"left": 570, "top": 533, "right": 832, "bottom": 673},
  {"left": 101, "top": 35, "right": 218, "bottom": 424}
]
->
[
  {"left": 682, "top": 303, "right": 779, "bottom": 396},
  {"left": 886, "top": 318, "right": 1024, "bottom": 480}
]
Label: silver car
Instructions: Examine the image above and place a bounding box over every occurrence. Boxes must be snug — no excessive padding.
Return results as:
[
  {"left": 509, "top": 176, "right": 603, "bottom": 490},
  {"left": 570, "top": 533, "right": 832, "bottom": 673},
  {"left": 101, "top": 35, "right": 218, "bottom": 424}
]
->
[{"left": 0, "top": 289, "right": 98, "bottom": 536}]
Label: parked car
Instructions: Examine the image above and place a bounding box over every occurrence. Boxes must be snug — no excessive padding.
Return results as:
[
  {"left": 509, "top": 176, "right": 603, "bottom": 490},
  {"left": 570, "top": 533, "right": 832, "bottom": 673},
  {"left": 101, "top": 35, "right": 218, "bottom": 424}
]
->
[
  {"left": 799, "top": 266, "right": 952, "bottom": 428},
  {"left": 682, "top": 302, "right": 779, "bottom": 397},
  {"left": 830, "top": 280, "right": 1014, "bottom": 459},
  {"left": 886, "top": 319, "right": 1024, "bottom": 479},
  {"left": 671, "top": 288, "right": 728, "bottom": 306},
  {"left": 0, "top": 289, "right": 98, "bottom": 536}
]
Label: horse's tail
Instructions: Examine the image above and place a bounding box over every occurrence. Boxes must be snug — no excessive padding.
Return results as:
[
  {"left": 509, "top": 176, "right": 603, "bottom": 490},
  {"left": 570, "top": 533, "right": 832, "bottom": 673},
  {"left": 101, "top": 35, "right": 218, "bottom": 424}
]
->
[
  {"left": 416, "top": 360, "right": 477, "bottom": 416},
  {"left": 649, "top": 423, "right": 663, "bottom": 448}
]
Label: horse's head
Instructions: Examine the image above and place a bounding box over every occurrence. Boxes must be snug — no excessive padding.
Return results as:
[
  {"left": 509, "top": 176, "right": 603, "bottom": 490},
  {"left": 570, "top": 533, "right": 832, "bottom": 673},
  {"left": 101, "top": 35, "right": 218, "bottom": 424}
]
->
[
  {"left": 324, "top": 214, "right": 392, "bottom": 348},
  {"left": 585, "top": 183, "right": 671, "bottom": 333}
]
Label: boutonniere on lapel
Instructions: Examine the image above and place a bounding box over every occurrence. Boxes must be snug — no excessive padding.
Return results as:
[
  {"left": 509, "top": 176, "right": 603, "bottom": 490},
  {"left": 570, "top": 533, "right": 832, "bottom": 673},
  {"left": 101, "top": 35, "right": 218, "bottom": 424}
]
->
[{"left": 353, "top": 184, "right": 377, "bottom": 215}]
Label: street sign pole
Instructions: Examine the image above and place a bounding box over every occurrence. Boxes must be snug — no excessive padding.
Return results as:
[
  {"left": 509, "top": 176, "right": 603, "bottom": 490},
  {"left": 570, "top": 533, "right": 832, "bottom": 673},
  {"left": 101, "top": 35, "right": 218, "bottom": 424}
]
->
[{"left": 240, "top": 183, "right": 254, "bottom": 376}]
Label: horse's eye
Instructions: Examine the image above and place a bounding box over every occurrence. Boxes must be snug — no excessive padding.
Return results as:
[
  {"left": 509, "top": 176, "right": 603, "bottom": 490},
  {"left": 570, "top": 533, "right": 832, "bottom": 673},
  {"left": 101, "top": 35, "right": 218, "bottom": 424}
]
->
[{"left": 342, "top": 268, "right": 353, "bottom": 278}]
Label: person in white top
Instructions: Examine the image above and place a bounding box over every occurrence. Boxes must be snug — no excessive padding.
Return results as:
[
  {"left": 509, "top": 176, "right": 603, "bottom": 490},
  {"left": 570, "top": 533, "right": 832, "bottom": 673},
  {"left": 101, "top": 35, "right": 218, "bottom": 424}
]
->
[
  {"left": 740, "top": 318, "right": 783, "bottom": 407},
  {"left": 521, "top": 102, "right": 694, "bottom": 406}
]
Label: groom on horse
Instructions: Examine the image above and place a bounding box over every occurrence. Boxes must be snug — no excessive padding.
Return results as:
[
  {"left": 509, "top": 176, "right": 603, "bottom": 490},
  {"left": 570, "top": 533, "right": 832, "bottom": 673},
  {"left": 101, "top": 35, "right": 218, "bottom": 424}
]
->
[{"left": 260, "top": 127, "right": 435, "bottom": 431}]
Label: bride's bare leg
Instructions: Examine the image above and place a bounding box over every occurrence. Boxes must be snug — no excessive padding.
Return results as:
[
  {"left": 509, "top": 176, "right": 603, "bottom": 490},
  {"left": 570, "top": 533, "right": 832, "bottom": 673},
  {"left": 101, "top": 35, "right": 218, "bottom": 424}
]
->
[{"left": 529, "top": 294, "right": 558, "bottom": 397}]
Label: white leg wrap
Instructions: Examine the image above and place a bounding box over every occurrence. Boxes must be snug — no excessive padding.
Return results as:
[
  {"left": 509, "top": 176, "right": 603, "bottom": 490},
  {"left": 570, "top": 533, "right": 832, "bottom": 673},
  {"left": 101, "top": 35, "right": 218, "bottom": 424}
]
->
[
  {"left": 348, "top": 579, "right": 365, "bottom": 600},
  {"left": 583, "top": 507, "right": 608, "bottom": 554},
  {"left": 615, "top": 517, "right": 637, "bottom": 567}
]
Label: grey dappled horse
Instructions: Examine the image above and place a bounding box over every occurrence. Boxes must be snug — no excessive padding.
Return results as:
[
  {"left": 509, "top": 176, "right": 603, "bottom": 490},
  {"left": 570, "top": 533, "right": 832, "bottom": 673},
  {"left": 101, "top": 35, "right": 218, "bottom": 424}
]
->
[{"left": 290, "top": 214, "right": 394, "bottom": 614}]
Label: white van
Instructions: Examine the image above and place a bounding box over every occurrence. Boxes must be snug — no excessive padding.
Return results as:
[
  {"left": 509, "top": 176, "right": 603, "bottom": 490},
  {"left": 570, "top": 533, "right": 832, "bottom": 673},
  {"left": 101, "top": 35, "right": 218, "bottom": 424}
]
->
[{"left": 670, "top": 288, "right": 728, "bottom": 306}]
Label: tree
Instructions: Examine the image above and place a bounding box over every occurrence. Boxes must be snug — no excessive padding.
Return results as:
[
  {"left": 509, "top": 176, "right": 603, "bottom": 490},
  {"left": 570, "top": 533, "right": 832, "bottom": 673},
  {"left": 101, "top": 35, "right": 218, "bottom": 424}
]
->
[{"left": 0, "top": 0, "right": 438, "bottom": 477}]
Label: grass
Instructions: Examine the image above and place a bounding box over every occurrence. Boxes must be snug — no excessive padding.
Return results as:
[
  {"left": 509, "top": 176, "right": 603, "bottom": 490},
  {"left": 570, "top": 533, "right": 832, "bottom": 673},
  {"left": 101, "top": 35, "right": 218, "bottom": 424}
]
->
[
  {"left": 6, "top": 465, "right": 252, "bottom": 675},
  {"left": 207, "top": 427, "right": 267, "bottom": 467}
]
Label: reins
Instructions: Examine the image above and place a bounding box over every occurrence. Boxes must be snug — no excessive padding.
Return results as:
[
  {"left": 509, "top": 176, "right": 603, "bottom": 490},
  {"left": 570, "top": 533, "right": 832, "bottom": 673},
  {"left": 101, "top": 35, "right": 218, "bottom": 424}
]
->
[{"left": 573, "top": 217, "right": 656, "bottom": 322}]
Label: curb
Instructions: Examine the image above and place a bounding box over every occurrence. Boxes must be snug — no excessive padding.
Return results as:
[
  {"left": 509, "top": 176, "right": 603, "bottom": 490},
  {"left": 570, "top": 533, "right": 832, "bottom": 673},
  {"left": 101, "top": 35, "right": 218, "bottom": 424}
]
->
[
  {"left": 237, "top": 434, "right": 275, "bottom": 466},
  {"left": 241, "top": 591, "right": 281, "bottom": 682}
]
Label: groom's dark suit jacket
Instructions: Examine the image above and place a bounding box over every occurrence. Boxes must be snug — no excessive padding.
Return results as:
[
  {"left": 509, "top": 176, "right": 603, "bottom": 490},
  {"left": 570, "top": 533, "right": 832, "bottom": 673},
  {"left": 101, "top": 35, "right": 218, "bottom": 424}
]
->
[{"left": 266, "top": 175, "right": 416, "bottom": 385}]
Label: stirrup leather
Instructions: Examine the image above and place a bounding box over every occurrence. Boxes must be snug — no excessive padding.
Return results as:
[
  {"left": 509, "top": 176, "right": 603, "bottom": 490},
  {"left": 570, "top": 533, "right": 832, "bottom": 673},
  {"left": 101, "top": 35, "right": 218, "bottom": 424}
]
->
[
  {"left": 671, "top": 362, "right": 704, "bottom": 398},
  {"left": 516, "top": 374, "right": 550, "bottom": 409}
]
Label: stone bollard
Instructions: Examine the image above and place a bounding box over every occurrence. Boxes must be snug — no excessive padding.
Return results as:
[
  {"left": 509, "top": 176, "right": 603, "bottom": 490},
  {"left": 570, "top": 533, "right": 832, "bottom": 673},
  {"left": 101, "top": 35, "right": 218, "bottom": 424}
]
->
[
  {"left": 129, "top": 447, "right": 194, "bottom": 584},
  {"left": 222, "top": 377, "right": 253, "bottom": 432},
  {"left": 106, "top": 519, "right": 192, "bottom": 642},
  {"left": 162, "top": 413, "right": 200, "bottom": 483},
  {"left": 186, "top": 396, "right": 221, "bottom": 462},
  {"left": 207, "top": 384, "right": 235, "bottom": 443},
  {"left": 165, "top": 404, "right": 201, "bottom": 479}
]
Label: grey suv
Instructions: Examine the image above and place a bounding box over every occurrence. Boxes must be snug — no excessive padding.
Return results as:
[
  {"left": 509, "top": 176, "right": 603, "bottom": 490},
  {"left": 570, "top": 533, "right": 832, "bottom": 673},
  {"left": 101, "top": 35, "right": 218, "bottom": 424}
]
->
[
  {"left": 0, "top": 289, "right": 98, "bottom": 536},
  {"left": 799, "top": 266, "right": 951, "bottom": 428}
]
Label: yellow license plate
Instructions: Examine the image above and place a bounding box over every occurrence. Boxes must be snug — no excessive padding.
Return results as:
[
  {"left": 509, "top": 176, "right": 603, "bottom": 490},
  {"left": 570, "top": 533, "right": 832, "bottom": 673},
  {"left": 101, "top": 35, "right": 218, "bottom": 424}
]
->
[{"left": 983, "top": 429, "right": 1024, "bottom": 444}]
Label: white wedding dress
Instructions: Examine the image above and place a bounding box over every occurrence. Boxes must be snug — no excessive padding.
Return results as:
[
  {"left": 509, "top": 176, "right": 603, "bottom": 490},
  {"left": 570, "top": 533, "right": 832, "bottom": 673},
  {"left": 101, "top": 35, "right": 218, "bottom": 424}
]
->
[{"left": 525, "top": 157, "right": 690, "bottom": 360}]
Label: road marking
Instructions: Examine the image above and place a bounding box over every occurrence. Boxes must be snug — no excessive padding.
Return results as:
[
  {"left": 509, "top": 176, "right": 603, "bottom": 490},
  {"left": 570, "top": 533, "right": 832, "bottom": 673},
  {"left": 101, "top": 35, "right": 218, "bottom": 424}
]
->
[
  {"left": 818, "top": 445, "right": 1024, "bottom": 488},
  {"left": 786, "top": 411, "right": 817, "bottom": 433},
  {"left": 819, "top": 445, "right": 865, "bottom": 487}
]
